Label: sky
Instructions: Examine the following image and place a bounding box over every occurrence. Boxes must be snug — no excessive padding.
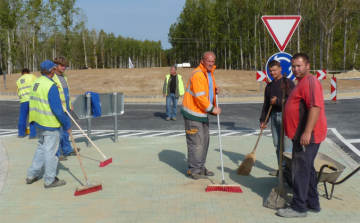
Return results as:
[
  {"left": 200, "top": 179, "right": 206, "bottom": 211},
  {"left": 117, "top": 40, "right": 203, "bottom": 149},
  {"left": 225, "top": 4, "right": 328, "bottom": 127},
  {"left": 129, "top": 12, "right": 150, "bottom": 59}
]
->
[{"left": 75, "top": 0, "right": 187, "bottom": 50}]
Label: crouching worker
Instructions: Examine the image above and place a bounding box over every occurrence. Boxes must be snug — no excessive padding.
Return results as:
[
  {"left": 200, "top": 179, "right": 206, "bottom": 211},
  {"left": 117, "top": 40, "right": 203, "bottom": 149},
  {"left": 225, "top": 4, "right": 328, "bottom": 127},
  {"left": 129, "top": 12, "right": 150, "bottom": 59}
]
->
[{"left": 26, "top": 60, "right": 72, "bottom": 188}]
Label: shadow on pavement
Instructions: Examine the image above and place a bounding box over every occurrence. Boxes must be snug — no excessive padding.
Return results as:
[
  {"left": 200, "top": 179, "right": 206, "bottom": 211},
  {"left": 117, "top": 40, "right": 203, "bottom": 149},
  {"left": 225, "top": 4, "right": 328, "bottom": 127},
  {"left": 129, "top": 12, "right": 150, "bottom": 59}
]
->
[
  {"left": 154, "top": 112, "right": 167, "bottom": 120},
  {"left": 215, "top": 149, "right": 274, "bottom": 173},
  {"left": 57, "top": 162, "right": 84, "bottom": 186},
  {"left": 158, "top": 149, "right": 188, "bottom": 176},
  {"left": 210, "top": 121, "right": 256, "bottom": 131}
]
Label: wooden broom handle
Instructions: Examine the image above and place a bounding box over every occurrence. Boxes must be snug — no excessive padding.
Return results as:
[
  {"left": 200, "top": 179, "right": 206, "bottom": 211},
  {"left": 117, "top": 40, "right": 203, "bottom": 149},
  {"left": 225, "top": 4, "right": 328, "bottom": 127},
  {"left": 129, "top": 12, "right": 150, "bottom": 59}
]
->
[
  {"left": 253, "top": 105, "right": 272, "bottom": 152},
  {"left": 69, "top": 131, "right": 90, "bottom": 184},
  {"left": 62, "top": 106, "right": 107, "bottom": 159}
]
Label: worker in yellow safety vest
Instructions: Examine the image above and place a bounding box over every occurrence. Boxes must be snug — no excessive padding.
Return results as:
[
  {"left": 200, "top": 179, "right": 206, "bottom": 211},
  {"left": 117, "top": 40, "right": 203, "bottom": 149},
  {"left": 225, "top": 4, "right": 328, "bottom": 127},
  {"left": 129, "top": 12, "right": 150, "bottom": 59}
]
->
[
  {"left": 26, "top": 60, "right": 72, "bottom": 188},
  {"left": 52, "top": 56, "right": 80, "bottom": 161},
  {"left": 16, "top": 68, "right": 37, "bottom": 138}
]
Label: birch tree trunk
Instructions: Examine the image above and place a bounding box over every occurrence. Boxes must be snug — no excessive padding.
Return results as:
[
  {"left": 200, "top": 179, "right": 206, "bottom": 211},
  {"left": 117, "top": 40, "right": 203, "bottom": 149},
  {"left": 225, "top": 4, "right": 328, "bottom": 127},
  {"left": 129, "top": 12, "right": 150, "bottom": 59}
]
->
[
  {"left": 343, "top": 15, "right": 348, "bottom": 71},
  {"left": 82, "top": 31, "right": 88, "bottom": 67},
  {"left": 7, "top": 29, "right": 12, "bottom": 74}
]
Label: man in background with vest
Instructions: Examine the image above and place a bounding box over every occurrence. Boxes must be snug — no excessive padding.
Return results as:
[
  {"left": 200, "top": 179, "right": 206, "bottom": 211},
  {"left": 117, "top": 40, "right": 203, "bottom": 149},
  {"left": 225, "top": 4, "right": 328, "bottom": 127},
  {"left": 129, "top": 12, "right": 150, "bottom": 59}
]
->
[
  {"left": 163, "top": 65, "right": 185, "bottom": 121},
  {"left": 52, "top": 56, "right": 80, "bottom": 161},
  {"left": 26, "top": 60, "right": 72, "bottom": 188},
  {"left": 16, "top": 68, "right": 37, "bottom": 138},
  {"left": 181, "top": 51, "right": 221, "bottom": 180}
]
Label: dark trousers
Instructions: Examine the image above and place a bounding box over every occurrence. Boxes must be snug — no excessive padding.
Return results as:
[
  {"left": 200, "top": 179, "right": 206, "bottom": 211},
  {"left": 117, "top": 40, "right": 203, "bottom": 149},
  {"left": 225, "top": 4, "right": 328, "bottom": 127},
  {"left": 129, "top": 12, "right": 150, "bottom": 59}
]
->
[
  {"left": 290, "top": 140, "right": 321, "bottom": 212},
  {"left": 184, "top": 117, "right": 209, "bottom": 174}
]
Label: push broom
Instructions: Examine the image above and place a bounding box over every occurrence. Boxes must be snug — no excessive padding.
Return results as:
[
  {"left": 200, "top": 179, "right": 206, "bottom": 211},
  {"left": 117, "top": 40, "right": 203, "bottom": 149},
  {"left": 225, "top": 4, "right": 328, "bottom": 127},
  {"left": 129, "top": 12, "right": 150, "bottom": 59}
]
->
[
  {"left": 69, "top": 131, "right": 102, "bottom": 196},
  {"left": 63, "top": 106, "right": 112, "bottom": 167},
  {"left": 263, "top": 75, "right": 288, "bottom": 209},
  {"left": 206, "top": 95, "right": 242, "bottom": 193},
  {"left": 237, "top": 105, "right": 272, "bottom": 175}
]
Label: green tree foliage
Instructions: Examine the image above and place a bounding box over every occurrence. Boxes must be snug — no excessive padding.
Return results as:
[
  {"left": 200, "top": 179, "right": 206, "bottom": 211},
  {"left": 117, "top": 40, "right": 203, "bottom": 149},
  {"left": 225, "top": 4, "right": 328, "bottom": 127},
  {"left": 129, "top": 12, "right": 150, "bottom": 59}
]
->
[
  {"left": 0, "top": 0, "right": 163, "bottom": 73},
  {"left": 168, "top": 0, "right": 360, "bottom": 71}
]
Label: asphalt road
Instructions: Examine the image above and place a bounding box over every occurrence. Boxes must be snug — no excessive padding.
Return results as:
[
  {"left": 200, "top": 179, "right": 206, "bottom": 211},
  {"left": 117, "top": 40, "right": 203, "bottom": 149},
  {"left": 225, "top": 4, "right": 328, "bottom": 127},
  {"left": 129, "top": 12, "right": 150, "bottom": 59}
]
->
[{"left": 1, "top": 99, "right": 359, "bottom": 163}]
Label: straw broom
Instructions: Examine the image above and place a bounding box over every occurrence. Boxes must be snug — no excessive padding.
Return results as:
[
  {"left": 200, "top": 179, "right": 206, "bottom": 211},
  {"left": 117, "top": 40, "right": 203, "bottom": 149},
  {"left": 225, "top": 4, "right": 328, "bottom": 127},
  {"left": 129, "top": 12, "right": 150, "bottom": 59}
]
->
[{"left": 237, "top": 105, "right": 272, "bottom": 175}]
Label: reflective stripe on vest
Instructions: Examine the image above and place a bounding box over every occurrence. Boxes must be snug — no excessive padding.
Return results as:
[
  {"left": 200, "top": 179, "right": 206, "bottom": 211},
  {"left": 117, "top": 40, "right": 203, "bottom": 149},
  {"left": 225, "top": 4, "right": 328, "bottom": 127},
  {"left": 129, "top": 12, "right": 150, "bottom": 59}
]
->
[
  {"left": 182, "top": 105, "right": 207, "bottom": 118},
  {"left": 29, "top": 76, "right": 61, "bottom": 128},
  {"left": 16, "top": 74, "right": 36, "bottom": 103}
]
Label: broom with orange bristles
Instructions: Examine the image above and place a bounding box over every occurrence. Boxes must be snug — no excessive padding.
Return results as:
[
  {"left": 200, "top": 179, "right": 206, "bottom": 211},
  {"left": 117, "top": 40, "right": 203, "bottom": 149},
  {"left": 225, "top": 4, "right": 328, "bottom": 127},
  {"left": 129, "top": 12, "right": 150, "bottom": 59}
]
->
[
  {"left": 63, "top": 106, "right": 112, "bottom": 167},
  {"left": 69, "top": 131, "right": 102, "bottom": 196},
  {"left": 206, "top": 95, "right": 242, "bottom": 193},
  {"left": 237, "top": 105, "right": 272, "bottom": 175}
]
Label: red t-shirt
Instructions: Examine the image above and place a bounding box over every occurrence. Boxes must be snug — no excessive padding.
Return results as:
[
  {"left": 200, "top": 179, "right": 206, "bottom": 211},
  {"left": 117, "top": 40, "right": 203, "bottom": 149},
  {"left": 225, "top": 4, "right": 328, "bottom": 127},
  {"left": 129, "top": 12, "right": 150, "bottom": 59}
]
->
[{"left": 284, "top": 74, "right": 327, "bottom": 143}]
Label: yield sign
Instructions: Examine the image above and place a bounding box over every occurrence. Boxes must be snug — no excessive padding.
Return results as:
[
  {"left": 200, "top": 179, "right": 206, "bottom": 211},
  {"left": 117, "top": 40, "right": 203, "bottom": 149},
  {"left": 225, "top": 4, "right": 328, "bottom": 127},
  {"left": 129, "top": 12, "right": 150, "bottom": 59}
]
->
[{"left": 262, "top": 15, "right": 301, "bottom": 52}]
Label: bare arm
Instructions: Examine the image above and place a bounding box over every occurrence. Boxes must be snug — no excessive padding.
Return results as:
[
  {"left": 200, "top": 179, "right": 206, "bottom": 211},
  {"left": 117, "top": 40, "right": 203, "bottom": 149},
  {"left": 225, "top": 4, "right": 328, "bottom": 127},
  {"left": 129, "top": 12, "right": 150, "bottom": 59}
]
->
[{"left": 300, "top": 106, "right": 320, "bottom": 146}]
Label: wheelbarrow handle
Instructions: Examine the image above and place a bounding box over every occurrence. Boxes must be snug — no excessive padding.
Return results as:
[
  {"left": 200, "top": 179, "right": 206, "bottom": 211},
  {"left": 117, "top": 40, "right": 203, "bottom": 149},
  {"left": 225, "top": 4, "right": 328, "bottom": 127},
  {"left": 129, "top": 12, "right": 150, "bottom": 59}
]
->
[{"left": 317, "top": 164, "right": 338, "bottom": 185}]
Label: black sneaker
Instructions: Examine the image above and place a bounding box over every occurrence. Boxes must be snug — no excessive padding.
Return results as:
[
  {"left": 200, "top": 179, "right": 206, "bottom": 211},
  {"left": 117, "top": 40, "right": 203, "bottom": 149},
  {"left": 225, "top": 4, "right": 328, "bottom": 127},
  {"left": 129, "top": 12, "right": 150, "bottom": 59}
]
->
[
  {"left": 69, "top": 148, "right": 81, "bottom": 156},
  {"left": 307, "top": 207, "right": 321, "bottom": 213},
  {"left": 191, "top": 172, "right": 207, "bottom": 180},
  {"left": 44, "top": 177, "right": 66, "bottom": 188},
  {"left": 26, "top": 177, "right": 38, "bottom": 184},
  {"left": 201, "top": 169, "right": 214, "bottom": 176}
]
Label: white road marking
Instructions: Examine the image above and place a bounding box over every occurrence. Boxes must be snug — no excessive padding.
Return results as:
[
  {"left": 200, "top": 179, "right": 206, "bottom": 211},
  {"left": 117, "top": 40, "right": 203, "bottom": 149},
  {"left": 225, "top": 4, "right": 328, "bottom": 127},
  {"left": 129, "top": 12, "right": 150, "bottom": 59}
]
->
[
  {"left": 347, "top": 139, "right": 360, "bottom": 144},
  {"left": 328, "top": 128, "right": 360, "bottom": 157}
]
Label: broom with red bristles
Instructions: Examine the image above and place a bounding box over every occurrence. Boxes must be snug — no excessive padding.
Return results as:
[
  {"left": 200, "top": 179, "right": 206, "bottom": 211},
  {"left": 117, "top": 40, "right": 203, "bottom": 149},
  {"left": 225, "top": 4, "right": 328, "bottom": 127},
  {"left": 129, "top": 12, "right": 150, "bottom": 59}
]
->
[
  {"left": 206, "top": 95, "right": 242, "bottom": 193},
  {"left": 63, "top": 106, "right": 112, "bottom": 167},
  {"left": 69, "top": 131, "right": 102, "bottom": 196}
]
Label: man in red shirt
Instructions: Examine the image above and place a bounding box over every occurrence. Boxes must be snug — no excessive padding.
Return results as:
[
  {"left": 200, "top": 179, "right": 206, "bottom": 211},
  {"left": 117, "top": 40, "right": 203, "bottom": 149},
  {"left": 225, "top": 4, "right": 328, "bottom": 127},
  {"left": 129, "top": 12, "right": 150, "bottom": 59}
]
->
[{"left": 277, "top": 53, "right": 327, "bottom": 218}]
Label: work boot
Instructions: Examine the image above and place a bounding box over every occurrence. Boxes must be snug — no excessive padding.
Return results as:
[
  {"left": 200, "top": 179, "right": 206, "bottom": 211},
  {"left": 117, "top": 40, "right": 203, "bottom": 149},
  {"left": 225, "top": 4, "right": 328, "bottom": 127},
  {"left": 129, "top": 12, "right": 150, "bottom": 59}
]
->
[
  {"left": 277, "top": 207, "right": 307, "bottom": 218},
  {"left": 29, "top": 135, "right": 38, "bottom": 139},
  {"left": 165, "top": 117, "right": 170, "bottom": 121},
  {"left": 201, "top": 169, "right": 214, "bottom": 176},
  {"left": 307, "top": 207, "right": 321, "bottom": 213},
  {"left": 171, "top": 117, "right": 177, "bottom": 121},
  {"left": 17, "top": 135, "right": 26, "bottom": 138},
  {"left": 191, "top": 172, "right": 207, "bottom": 180},
  {"left": 69, "top": 148, "right": 81, "bottom": 155},
  {"left": 26, "top": 177, "right": 38, "bottom": 184},
  {"left": 58, "top": 155, "right": 67, "bottom": 161},
  {"left": 44, "top": 177, "right": 66, "bottom": 188}
]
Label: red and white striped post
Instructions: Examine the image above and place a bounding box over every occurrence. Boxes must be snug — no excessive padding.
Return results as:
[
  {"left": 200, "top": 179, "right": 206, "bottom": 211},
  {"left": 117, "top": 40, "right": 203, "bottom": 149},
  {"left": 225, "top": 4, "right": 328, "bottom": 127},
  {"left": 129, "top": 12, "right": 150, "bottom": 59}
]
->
[
  {"left": 331, "top": 76, "right": 337, "bottom": 101},
  {"left": 256, "top": 71, "right": 267, "bottom": 92}
]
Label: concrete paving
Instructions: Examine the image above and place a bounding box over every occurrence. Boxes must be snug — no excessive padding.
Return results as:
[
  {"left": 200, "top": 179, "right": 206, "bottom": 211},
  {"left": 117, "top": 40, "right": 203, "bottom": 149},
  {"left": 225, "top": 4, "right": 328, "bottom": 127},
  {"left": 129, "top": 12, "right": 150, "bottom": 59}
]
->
[{"left": 0, "top": 132, "right": 359, "bottom": 222}]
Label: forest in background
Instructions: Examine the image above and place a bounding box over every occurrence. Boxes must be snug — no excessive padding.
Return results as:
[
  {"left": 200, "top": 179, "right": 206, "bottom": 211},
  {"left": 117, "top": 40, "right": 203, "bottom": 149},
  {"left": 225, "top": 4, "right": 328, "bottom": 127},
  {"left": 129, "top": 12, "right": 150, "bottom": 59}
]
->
[
  {"left": 1, "top": 0, "right": 359, "bottom": 74},
  {"left": 167, "top": 0, "right": 360, "bottom": 71}
]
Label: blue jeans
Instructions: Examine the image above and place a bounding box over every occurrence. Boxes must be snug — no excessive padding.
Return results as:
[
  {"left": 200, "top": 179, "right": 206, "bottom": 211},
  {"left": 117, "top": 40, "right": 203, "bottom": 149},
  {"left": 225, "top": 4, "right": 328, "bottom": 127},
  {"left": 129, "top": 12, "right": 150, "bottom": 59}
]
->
[
  {"left": 166, "top": 93, "right": 178, "bottom": 118},
  {"left": 56, "top": 115, "right": 74, "bottom": 157},
  {"left": 27, "top": 127, "right": 60, "bottom": 185},
  {"left": 271, "top": 112, "right": 293, "bottom": 166},
  {"left": 18, "top": 101, "right": 37, "bottom": 137}
]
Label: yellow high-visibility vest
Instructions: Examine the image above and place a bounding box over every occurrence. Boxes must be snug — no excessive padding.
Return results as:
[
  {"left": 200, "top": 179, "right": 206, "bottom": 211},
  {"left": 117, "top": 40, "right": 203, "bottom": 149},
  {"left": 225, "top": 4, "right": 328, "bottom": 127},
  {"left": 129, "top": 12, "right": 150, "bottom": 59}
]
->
[
  {"left": 52, "top": 73, "right": 72, "bottom": 110},
  {"left": 16, "top": 74, "right": 37, "bottom": 103},
  {"left": 29, "top": 76, "right": 61, "bottom": 128}
]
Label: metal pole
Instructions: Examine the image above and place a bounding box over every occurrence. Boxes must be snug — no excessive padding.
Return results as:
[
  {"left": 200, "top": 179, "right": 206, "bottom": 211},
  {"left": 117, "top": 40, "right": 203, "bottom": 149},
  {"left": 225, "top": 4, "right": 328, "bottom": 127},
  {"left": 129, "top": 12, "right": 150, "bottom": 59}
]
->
[
  {"left": 260, "top": 82, "right": 262, "bottom": 92},
  {"left": 86, "top": 93, "right": 92, "bottom": 148},
  {"left": 113, "top": 92, "right": 118, "bottom": 143}
]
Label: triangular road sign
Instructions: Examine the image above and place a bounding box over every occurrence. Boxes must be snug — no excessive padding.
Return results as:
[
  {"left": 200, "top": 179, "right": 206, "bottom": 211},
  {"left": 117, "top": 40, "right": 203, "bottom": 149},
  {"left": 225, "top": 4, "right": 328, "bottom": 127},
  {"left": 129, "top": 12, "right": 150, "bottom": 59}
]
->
[{"left": 262, "top": 15, "right": 301, "bottom": 52}]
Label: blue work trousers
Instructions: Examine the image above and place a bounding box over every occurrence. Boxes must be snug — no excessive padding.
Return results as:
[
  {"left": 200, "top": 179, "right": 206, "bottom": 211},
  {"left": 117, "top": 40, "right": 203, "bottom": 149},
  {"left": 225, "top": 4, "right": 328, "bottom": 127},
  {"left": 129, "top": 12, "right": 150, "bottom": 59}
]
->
[
  {"left": 271, "top": 112, "right": 293, "bottom": 166},
  {"left": 27, "top": 128, "right": 60, "bottom": 185},
  {"left": 290, "top": 140, "right": 321, "bottom": 213},
  {"left": 166, "top": 93, "right": 178, "bottom": 119},
  {"left": 18, "top": 101, "right": 37, "bottom": 137},
  {"left": 56, "top": 87, "right": 74, "bottom": 157}
]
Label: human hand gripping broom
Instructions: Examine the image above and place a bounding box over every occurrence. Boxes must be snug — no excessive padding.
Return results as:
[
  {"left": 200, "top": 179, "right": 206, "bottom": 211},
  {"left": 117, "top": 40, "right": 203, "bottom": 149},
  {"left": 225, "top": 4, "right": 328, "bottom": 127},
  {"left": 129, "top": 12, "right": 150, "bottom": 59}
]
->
[
  {"left": 263, "top": 75, "right": 288, "bottom": 209},
  {"left": 63, "top": 106, "right": 113, "bottom": 167},
  {"left": 69, "top": 130, "right": 102, "bottom": 196},
  {"left": 237, "top": 105, "right": 272, "bottom": 175},
  {"left": 205, "top": 94, "right": 242, "bottom": 193}
]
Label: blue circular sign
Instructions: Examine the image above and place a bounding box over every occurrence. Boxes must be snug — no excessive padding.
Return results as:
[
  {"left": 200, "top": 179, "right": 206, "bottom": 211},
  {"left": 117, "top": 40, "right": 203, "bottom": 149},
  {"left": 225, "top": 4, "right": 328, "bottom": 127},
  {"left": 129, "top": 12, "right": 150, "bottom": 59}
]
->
[{"left": 266, "top": 52, "right": 295, "bottom": 81}]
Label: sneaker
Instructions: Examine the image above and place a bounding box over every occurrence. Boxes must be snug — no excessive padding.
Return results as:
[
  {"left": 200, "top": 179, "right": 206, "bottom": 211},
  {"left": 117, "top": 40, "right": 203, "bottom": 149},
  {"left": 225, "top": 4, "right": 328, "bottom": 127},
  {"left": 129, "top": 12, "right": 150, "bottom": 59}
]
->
[
  {"left": 44, "top": 177, "right": 66, "bottom": 188},
  {"left": 26, "top": 177, "right": 38, "bottom": 184},
  {"left": 307, "top": 207, "right": 321, "bottom": 213},
  {"left": 201, "top": 169, "right": 214, "bottom": 176},
  {"left": 171, "top": 117, "right": 177, "bottom": 121},
  {"left": 29, "top": 135, "right": 38, "bottom": 139},
  {"left": 69, "top": 148, "right": 81, "bottom": 155},
  {"left": 191, "top": 172, "right": 207, "bottom": 180},
  {"left": 58, "top": 155, "right": 67, "bottom": 161},
  {"left": 277, "top": 207, "right": 307, "bottom": 218},
  {"left": 17, "top": 135, "right": 26, "bottom": 138},
  {"left": 165, "top": 117, "right": 170, "bottom": 121}
]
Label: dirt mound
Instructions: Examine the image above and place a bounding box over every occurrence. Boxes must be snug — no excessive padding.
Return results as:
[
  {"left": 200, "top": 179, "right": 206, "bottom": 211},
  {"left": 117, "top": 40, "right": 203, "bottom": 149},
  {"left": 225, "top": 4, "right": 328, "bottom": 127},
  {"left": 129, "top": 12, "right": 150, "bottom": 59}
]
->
[
  {"left": 1, "top": 67, "right": 358, "bottom": 96},
  {"left": 334, "top": 69, "right": 360, "bottom": 78}
]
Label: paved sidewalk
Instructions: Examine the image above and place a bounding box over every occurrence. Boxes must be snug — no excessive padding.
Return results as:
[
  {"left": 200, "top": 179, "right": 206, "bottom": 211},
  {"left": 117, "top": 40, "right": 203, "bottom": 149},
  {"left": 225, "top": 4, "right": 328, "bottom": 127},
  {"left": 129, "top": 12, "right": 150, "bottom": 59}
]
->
[{"left": 0, "top": 133, "right": 359, "bottom": 222}]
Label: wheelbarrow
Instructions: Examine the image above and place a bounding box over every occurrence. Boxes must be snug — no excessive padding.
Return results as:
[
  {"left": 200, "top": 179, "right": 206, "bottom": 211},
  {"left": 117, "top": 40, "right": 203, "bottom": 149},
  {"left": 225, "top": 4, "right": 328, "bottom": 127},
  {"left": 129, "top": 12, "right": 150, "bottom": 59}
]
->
[{"left": 283, "top": 152, "right": 360, "bottom": 200}]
